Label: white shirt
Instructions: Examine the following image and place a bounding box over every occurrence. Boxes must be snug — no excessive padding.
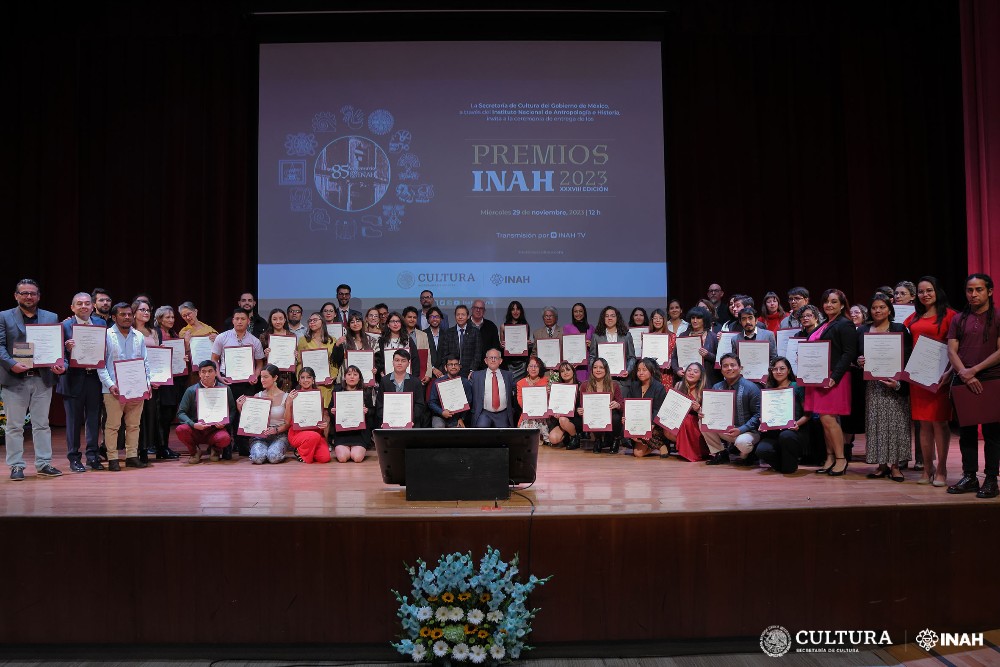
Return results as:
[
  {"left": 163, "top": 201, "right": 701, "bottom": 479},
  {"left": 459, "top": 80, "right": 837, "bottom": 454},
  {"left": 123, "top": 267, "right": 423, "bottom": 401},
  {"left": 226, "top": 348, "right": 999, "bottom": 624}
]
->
[{"left": 482, "top": 369, "right": 508, "bottom": 412}]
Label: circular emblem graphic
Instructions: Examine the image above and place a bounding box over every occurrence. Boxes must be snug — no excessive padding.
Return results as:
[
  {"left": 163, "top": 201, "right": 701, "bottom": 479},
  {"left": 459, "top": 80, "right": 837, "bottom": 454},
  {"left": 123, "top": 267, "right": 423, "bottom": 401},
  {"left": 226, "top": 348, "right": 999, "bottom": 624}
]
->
[
  {"left": 760, "top": 625, "right": 792, "bottom": 658},
  {"left": 314, "top": 136, "right": 391, "bottom": 212},
  {"left": 368, "top": 109, "right": 395, "bottom": 135},
  {"left": 397, "top": 271, "right": 415, "bottom": 290},
  {"left": 916, "top": 629, "right": 938, "bottom": 651},
  {"left": 490, "top": 273, "right": 505, "bottom": 287}
]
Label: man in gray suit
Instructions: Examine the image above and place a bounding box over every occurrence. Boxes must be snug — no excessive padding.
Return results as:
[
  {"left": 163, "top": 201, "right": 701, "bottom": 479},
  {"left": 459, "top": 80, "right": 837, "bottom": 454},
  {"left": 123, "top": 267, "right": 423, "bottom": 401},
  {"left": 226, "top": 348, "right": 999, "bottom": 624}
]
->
[{"left": 0, "top": 279, "right": 66, "bottom": 480}]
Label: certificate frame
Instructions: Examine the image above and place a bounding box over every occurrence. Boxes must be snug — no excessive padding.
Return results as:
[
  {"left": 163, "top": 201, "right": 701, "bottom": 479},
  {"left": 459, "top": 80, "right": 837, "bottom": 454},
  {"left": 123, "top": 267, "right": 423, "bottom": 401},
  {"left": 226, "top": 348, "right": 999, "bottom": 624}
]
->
[
  {"left": 237, "top": 396, "right": 272, "bottom": 436},
  {"left": 347, "top": 349, "right": 377, "bottom": 387},
  {"left": 266, "top": 333, "right": 297, "bottom": 372},
  {"left": 301, "top": 348, "right": 333, "bottom": 385},
  {"left": 188, "top": 335, "right": 214, "bottom": 369},
  {"left": 775, "top": 328, "right": 799, "bottom": 359},
  {"left": 145, "top": 346, "right": 174, "bottom": 387},
  {"left": 292, "top": 389, "right": 325, "bottom": 429},
  {"left": 623, "top": 397, "right": 653, "bottom": 439},
  {"left": 113, "top": 358, "right": 151, "bottom": 404},
  {"left": 502, "top": 324, "right": 529, "bottom": 356},
  {"left": 898, "top": 335, "right": 951, "bottom": 393},
  {"left": 223, "top": 345, "right": 255, "bottom": 383},
  {"left": 561, "top": 333, "right": 588, "bottom": 367},
  {"left": 736, "top": 340, "right": 771, "bottom": 384},
  {"left": 24, "top": 324, "right": 64, "bottom": 368},
  {"left": 714, "top": 332, "right": 739, "bottom": 369},
  {"left": 862, "top": 332, "right": 905, "bottom": 381},
  {"left": 581, "top": 391, "right": 612, "bottom": 432},
  {"left": 436, "top": 376, "right": 470, "bottom": 413},
  {"left": 654, "top": 388, "right": 694, "bottom": 436},
  {"left": 674, "top": 335, "right": 703, "bottom": 371},
  {"left": 759, "top": 387, "right": 796, "bottom": 431},
  {"left": 598, "top": 341, "right": 628, "bottom": 378},
  {"left": 196, "top": 386, "right": 230, "bottom": 426},
  {"left": 334, "top": 390, "right": 366, "bottom": 431},
  {"left": 535, "top": 338, "right": 561, "bottom": 370},
  {"left": 381, "top": 391, "right": 414, "bottom": 429},
  {"left": 699, "top": 388, "right": 735, "bottom": 433},
  {"left": 628, "top": 327, "right": 646, "bottom": 358},
  {"left": 325, "top": 322, "right": 344, "bottom": 341},
  {"left": 642, "top": 333, "right": 673, "bottom": 369},
  {"left": 795, "top": 340, "right": 832, "bottom": 388},
  {"left": 547, "top": 382, "right": 577, "bottom": 417},
  {"left": 69, "top": 324, "right": 107, "bottom": 369},
  {"left": 519, "top": 384, "right": 550, "bottom": 419},
  {"left": 160, "top": 338, "right": 188, "bottom": 376}
]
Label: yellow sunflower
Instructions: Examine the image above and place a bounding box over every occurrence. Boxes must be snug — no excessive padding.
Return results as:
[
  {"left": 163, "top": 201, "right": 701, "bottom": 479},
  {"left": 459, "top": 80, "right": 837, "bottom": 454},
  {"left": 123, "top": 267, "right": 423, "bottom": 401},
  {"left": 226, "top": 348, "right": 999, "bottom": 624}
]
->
[
  {"left": 458, "top": 592, "right": 472, "bottom": 602},
  {"left": 480, "top": 593, "right": 492, "bottom": 602},
  {"left": 431, "top": 628, "right": 444, "bottom": 639},
  {"left": 478, "top": 629, "right": 489, "bottom": 639},
  {"left": 464, "top": 624, "right": 475, "bottom": 635},
  {"left": 441, "top": 592, "right": 455, "bottom": 603},
  {"left": 420, "top": 627, "right": 431, "bottom": 638},
  {"left": 427, "top": 595, "right": 439, "bottom": 602}
]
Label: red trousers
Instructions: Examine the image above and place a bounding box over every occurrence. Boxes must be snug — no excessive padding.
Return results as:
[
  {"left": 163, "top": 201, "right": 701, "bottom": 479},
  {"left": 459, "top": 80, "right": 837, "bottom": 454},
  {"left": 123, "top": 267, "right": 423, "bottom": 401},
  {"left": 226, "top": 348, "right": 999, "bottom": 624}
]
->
[
  {"left": 289, "top": 426, "right": 330, "bottom": 463},
  {"left": 175, "top": 424, "right": 231, "bottom": 454}
]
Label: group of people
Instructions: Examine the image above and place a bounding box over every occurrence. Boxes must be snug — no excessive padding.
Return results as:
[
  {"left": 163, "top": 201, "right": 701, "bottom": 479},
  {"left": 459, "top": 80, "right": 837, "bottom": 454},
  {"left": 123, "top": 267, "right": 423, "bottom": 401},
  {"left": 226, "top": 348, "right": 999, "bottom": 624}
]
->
[{"left": 1, "top": 277, "right": 998, "bottom": 500}]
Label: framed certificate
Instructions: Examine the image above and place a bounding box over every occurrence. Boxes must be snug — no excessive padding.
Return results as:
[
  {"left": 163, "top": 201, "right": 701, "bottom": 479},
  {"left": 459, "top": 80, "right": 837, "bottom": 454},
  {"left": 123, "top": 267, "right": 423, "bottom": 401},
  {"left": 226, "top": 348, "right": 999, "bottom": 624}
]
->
[
  {"left": 223, "top": 345, "right": 255, "bottom": 383},
  {"left": 654, "top": 388, "right": 694, "bottom": 435},
  {"left": 292, "top": 389, "right": 324, "bottom": 428},
  {"left": 301, "top": 348, "right": 333, "bottom": 385},
  {"left": 715, "top": 332, "right": 739, "bottom": 368},
  {"left": 784, "top": 338, "right": 801, "bottom": 375},
  {"left": 160, "top": 338, "right": 188, "bottom": 375},
  {"left": 347, "top": 349, "right": 376, "bottom": 386},
  {"left": 25, "top": 324, "right": 64, "bottom": 367},
  {"left": 536, "top": 338, "right": 561, "bottom": 370},
  {"left": 862, "top": 332, "right": 904, "bottom": 380},
  {"left": 436, "top": 377, "right": 470, "bottom": 413},
  {"left": 628, "top": 327, "right": 646, "bottom": 358},
  {"left": 114, "top": 358, "right": 151, "bottom": 402},
  {"left": 189, "top": 335, "right": 214, "bottom": 369},
  {"left": 598, "top": 342, "right": 627, "bottom": 377},
  {"left": 334, "top": 390, "right": 366, "bottom": 431},
  {"left": 796, "top": 341, "right": 831, "bottom": 387},
  {"left": 197, "top": 387, "right": 230, "bottom": 425},
  {"left": 900, "top": 336, "right": 950, "bottom": 392},
  {"left": 700, "top": 389, "right": 735, "bottom": 433},
  {"left": 381, "top": 392, "right": 414, "bottom": 429},
  {"left": 266, "top": 334, "right": 297, "bottom": 371},
  {"left": 326, "top": 322, "right": 344, "bottom": 341},
  {"left": 775, "top": 328, "right": 798, "bottom": 358},
  {"left": 237, "top": 396, "right": 271, "bottom": 436},
  {"left": 760, "top": 387, "right": 796, "bottom": 431},
  {"left": 581, "top": 392, "right": 612, "bottom": 432},
  {"left": 69, "top": 324, "right": 106, "bottom": 368},
  {"left": 383, "top": 348, "right": 411, "bottom": 375},
  {"left": 503, "top": 324, "right": 529, "bottom": 356},
  {"left": 642, "top": 333, "right": 673, "bottom": 369},
  {"left": 548, "top": 382, "right": 577, "bottom": 417},
  {"left": 893, "top": 303, "right": 916, "bottom": 325},
  {"left": 146, "top": 346, "right": 173, "bottom": 387},
  {"left": 623, "top": 398, "right": 652, "bottom": 439},
  {"left": 675, "top": 336, "right": 703, "bottom": 371},
  {"left": 737, "top": 340, "right": 771, "bottom": 384},
  {"left": 562, "top": 333, "right": 588, "bottom": 366},
  {"left": 520, "top": 385, "right": 549, "bottom": 419}
]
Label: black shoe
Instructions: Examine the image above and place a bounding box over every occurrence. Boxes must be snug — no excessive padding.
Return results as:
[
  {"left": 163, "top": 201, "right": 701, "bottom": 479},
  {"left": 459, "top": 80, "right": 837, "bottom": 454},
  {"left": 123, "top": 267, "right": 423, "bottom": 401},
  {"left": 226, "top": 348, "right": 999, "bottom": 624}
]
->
[
  {"left": 145, "top": 446, "right": 158, "bottom": 456},
  {"left": 108, "top": 460, "right": 121, "bottom": 472},
  {"left": 37, "top": 464, "right": 63, "bottom": 477},
  {"left": 733, "top": 455, "right": 757, "bottom": 467},
  {"left": 592, "top": 437, "right": 602, "bottom": 454},
  {"left": 125, "top": 457, "right": 148, "bottom": 469},
  {"left": 610, "top": 437, "right": 624, "bottom": 454},
  {"left": 10, "top": 466, "right": 25, "bottom": 481},
  {"left": 706, "top": 451, "right": 730, "bottom": 466},
  {"left": 828, "top": 458, "right": 849, "bottom": 476},
  {"left": 98, "top": 445, "right": 109, "bottom": 462},
  {"left": 88, "top": 460, "right": 105, "bottom": 471},
  {"left": 221, "top": 445, "right": 233, "bottom": 460},
  {"left": 976, "top": 475, "right": 999, "bottom": 499},
  {"left": 867, "top": 467, "right": 890, "bottom": 479},
  {"left": 69, "top": 461, "right": 87, "bottom": 473},
  {"left": 156, "top": 448, "right": 180, "bottom": 460},
  {"left": 947, "top": 473, "right": 980, "bottom": 494},
  {"left": 566, "top": 435, "right": 580, "bottom": 451}
]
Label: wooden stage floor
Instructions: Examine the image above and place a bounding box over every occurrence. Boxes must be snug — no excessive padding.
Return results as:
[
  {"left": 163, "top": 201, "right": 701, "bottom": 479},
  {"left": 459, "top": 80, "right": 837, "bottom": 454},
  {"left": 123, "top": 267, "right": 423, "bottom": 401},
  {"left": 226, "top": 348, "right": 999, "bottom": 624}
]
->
[{"left": 1, "top": 429, "right": 993, "bottom": 518}]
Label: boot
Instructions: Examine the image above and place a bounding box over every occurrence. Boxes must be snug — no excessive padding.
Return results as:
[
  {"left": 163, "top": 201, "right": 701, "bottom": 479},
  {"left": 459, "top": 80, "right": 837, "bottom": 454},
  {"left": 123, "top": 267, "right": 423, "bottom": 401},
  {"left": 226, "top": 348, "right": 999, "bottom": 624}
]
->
[{"left": 566, "top": 435, "right": 580, "bottom": 450}]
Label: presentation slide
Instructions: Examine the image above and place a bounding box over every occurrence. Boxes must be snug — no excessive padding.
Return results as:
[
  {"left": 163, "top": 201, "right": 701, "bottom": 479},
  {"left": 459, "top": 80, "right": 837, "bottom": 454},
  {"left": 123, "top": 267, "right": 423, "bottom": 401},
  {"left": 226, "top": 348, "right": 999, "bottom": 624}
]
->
[{"left": 258, "top": 41, "right": 666, "bottom": 323}]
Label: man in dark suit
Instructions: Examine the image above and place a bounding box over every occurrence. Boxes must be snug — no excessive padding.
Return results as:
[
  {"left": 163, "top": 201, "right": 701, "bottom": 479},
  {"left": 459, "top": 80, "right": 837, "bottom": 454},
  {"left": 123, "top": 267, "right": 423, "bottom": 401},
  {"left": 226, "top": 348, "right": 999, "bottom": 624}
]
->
[
  {"left": 333, "top": 284, "right": 363, "bottom": 324},
  {"left": 436, "top": 305, "right": 483, "bottom": 377},
  {"left": 471, "top": 348, "right": 516, "bottom": 428},
  {"left": 470, "top": 299, "right": 502, "bottom": 354},
  {"left": 423, "top": 306, "right": 445, "bottom": 380},
  {"left": 57, "top": 292, "right": 108, "bottom": 471},
  {"left": 0, "top": 278, "right": 66, "bottom": 480},
  {"left": 376, "top": 349, "right": 428, "bottom": 427},
  {"left": 429, "top": 353, "right": 473, "bottom": 428}
]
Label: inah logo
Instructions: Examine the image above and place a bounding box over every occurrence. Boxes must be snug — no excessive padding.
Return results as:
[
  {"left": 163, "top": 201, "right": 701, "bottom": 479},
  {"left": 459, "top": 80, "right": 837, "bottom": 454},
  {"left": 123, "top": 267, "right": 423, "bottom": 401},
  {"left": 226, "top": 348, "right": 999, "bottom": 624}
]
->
[
  {"left": 760, "top": 625, "right": 792, "bottom": 657},
  {"left": 916, "top": 629, "right": 938, "bottom": 651}
]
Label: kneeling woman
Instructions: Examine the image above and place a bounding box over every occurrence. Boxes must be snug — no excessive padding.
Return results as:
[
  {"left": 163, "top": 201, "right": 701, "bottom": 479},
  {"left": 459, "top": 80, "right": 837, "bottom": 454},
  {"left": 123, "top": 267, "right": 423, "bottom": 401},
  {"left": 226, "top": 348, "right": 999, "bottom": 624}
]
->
[
  {"left": 624, "top": 358, "right": 669, "bottom": 458},
  {"left": 577, "top": 357, "right": 625, "bottom": 454},
  {"left": 286, "top": 367, "right": 330, "bottom": 464},
  {"left": 665, "top": 362, "right": 709, "bottom": 462},
  {"left": 330, "top": 365, "right": 375, "bottom": 463},
  {"left": 516, "top": 356, "right": 551, "bottom": 445},
  {"left": 236, "top": 364, "right": 290, "bottom": 464},
  {"left": 547, "top": 361, "right": 583, "bottom": 449},
  {"left": 756, "top": 357, "right": 811, "bottom": 474}
]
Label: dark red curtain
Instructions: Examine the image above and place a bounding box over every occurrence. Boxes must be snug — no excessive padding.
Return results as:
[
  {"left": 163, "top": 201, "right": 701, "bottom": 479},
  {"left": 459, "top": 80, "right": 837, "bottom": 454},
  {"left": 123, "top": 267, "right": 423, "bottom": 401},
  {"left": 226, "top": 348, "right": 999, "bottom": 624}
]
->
[{"left": 961, "top": 0, "right": 1000, "bottom": 279}]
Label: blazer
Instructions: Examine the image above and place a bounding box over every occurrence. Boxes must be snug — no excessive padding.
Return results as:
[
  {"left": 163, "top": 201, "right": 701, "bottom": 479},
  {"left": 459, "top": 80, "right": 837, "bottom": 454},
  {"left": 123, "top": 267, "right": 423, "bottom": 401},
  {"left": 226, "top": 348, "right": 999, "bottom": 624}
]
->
[
  {"left": 471, "top": 318, "right": 502, "bottom": 356},
  {"left": 436, "top": 324, "right": 483, "bottom": 376},
  {"left": 56, "top": 315, "right": 108, "bottom": 397},
  {"left": 804, "top": 315, "right": 858, "bottom": 383},
  {"left": 533, "top": 324, "right": 563, "bottom": 341},
  {"left": 333, "top": 308, "right": 363, "bottom": 324},
  {"left": 409, "top": 328, "right": 433, "bottom": 380},
  {"left": 0, "top": 306, "right": 61, "bottom": 388},
  {"left": 423, "top": 326, "right": 443, "bottom": 373},
  {"left": 470, "top": 368, "right": 516, "bottom": 427},
  {"left": 428, "top": 374, "right": 473, "bottom": 426},
  {"left": 589, "top": 331, "right": 637, "bottom": 374},
  {"left": 376, "top": 375, "right": 428, "bottom": 427}
]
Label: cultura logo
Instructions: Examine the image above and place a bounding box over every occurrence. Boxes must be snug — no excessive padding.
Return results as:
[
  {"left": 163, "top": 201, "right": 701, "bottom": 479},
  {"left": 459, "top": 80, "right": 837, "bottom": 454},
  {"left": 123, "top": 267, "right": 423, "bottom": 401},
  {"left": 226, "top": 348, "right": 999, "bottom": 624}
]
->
[{"left": 760, "top": 625, "right": 792, "bottom": 657}]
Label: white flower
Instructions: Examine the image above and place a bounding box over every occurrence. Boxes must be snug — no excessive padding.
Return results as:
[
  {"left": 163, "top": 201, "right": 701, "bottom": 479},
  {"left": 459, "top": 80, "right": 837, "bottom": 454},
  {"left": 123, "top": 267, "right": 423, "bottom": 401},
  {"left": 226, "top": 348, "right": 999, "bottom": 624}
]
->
[
  {"left": 448, "top": 606, "right": 464, "bottom": 621},
  {"left": 411, "top": 645, "right": 427, "bottom": 662},
  {"left": 490, "top": 643, "right": 506, "bottom": 659},
  {"left": 416, "top": 606, "right": 433, "bottom": 621},
  {"left": 469, "top": 645, "right": 487, "bottom": 664},
  {"left": 435, "top": 607, "right": 451, "bottom": 622},
  {"left": 452, "top": 643, "right": 470, "bottom": 661},
  {"left": 466, "top": 609, "right": 485, "bottom": 624},
  {"left": 486, "top": 610, "right": 504, "bottom": 622},
  {"left": 433, "top": 640, "right": 450, "bottom": 657}
]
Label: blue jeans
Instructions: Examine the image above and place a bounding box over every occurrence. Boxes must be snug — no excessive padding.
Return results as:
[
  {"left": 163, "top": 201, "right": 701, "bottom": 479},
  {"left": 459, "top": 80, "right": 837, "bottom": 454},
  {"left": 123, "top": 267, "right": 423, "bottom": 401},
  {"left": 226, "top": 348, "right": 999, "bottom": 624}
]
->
[{"left": 3, "top": 377, "right": 54, "bottom": 469}]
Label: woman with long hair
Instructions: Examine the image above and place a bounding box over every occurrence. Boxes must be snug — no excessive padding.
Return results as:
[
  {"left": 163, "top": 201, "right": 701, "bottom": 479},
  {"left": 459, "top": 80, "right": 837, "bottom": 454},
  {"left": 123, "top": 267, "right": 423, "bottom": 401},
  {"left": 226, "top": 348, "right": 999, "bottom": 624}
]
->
[
  {"left": 363, "top": 306, "right": 383, "bottom": 346},
  {"left": 286, "top": 367, "right": 331, "bottom": 464},
  {"left": 665, "top": 299, "right": 689, "bottom": 336},
  {"left": 628, "top": 307, "right": 649, "bottom": 328},
  {"left": 236, "top": 364, "right": 289, "bottom": 464},
  {"left": 259, "top": 308, "right": 294, "bottom": 392},
  {"left": 132, "top": 300, "right": 159, "bottom": 464},
  {"left": 665, "top": 362, "right": 709, "bottom": 462},
  {"left": 589, "top": 306, "right": 636, "bottom": 375},
  {"left": 624, "top": 357, "right": 668, "bottom": 458},
  {"left": 330, "top": 365, "right": 374, "bottom": 462},
  {"left": 577, "top": 357, "right": 625, "bottom": 454},
  {"left": 761, "top": 292, "right": 786, "bottom": 334},
  {"left": 903, "top": 276, "right": 957, "bottom": 485},
  {"left": 756, "top": 357, "right": 810, "bottom": 473},
  {"left": 564, "top": 302, "right": 594, "bottom": 383},
  {"left": 547, "top": 361, "right": 582, "bottom": 449},
  {"left": 857, "top": 293, "right": 912, "bottom": 482},
  {"left": 151, "top": 305, "right": 184, "bottom": 460},
  {"left": 178, "top": 301, "right": 218, "bottom": 385},
  {"left": 331, "top": 312, "right": 373, "bottom": 385},
  {"left": 374, "top": 311, "right": 421, "bottom": 380},
  {"left": 501, "top": 300, "right": 532, "bottom": 381},
  {"left": 296, "top": 312, "right": 337, "bottom": 409}
]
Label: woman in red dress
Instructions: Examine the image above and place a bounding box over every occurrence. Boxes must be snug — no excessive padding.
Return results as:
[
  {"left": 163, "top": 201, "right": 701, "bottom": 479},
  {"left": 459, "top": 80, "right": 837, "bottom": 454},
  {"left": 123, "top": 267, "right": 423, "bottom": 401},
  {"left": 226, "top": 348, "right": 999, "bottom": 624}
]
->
[
  {"left": 903, "top": 276, "right": 956, "bottom": 486},
  {"left": 664, "top": 362, "right": 708, "bottom": 462}
]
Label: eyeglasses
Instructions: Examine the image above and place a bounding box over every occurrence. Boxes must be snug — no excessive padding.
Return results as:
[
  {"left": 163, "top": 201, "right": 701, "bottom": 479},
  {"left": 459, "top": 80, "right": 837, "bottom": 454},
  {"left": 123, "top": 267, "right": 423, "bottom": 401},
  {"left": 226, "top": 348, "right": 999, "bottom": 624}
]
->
[
  {"left": 16, "top": 291, "right": 39, "bottom": 297},
  {"left": 136, "top": 308, "right": 150, "bottom": 313},
  {"left": 485, "top": 355, "right": 501, "bottom": 360}
]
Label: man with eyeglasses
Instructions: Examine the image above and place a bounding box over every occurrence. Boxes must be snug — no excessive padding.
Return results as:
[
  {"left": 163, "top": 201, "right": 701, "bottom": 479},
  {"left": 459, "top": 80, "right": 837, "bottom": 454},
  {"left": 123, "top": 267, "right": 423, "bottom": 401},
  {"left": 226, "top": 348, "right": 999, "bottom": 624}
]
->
[
  {"left": 1, "top": 279, "right": 66, "bottom": 480},
  {"left": 471, "top": 349, "right": 516, "bottom": 428},
  {"left": 333, "top": 284, "right": 362, "bottom": 324},
  {"left": 429, "top": 353, "right": 473, "bottom": 428},
  {"left": 237, "top": 291, "right": 268, "bottom": 338},
  {"left": 286, "top": 303, "right": 307, "bottom": 338},
  {"left": 418, "top": 290, "right": 449, "bottom": 330},
  {"left": 57, "top": 292, "right": 108, "bottom": 471},
  {"left": 706, "top": 283, "right": 725, "bottom": 323},
  {"left": 780, "top": 287, "right": 810, "bottom": 330},
  {"left": 469, "top": 299, "right": 501, "bottom": 356}
]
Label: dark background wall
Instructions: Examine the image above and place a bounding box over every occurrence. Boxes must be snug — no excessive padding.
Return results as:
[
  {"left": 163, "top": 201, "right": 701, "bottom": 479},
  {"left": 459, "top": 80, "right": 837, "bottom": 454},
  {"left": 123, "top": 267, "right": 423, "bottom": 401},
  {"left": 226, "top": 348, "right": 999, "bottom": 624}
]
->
[{"left": 1, "top": 1, "right": 968, "bottom": 326}]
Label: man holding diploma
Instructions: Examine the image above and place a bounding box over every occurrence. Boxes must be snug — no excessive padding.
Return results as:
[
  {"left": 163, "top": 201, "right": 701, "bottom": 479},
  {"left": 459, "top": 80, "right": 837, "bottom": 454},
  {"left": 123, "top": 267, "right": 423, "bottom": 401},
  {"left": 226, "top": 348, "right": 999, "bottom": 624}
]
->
[
  {"left": 212, "top": 308, "right": 265, "bottom": 457},
  {"left": 946, "top": 274, "right": 1000, "bottom": 498},
  {"left": 57, "top": 292, "right": 108, "bottom": 471},
  {"left": 376, "top": 349, "right": 428, "bottom": 428},
  {"left": 175, "top": 360, "right": 237, "bottom": 464},
  {"left": 429, "top": 354, "right": 473, "bottom": 428},
  {"left": 0, "top": 279, "right": 65, "bottom": 481},
  {"left": 704, "top": 353, "right": 762, "bottom": 466},
  {"left": 96, "top": 302, "right": 151, "bottom": 471}
]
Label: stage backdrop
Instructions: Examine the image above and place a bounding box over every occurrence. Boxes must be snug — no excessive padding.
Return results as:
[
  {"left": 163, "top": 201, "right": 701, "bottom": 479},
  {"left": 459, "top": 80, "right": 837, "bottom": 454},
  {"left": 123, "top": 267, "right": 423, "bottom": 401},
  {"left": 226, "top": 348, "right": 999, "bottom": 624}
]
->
[{"left": 257, "top": 42, "right": 667, "bottom": 323}]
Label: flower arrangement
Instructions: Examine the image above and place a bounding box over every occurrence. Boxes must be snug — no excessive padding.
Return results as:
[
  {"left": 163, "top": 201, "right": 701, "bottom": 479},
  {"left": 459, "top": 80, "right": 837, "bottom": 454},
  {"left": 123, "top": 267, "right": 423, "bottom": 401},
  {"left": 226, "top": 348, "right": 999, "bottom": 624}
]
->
[{"left": 392, "top": 547, "right": 550, "bottom": 664}]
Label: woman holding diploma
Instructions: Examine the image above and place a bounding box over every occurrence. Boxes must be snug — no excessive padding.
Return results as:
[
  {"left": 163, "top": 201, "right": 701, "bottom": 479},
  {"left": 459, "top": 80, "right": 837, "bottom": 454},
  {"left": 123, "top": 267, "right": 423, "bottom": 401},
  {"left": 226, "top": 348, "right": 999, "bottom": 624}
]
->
[
  {"left": 331, "top": 313, "right": 374, "bottom": 384},
  {"left": 152, "top": 306, "right": 183, "bottom": 460},
  {"left": 623, "top": 358, "right": 668, "bottom": 458},
  {"left": 178, "top": 302, "right": 218, "bottom": 385},
  {"left": 133, "top": 300, "right": 160, "bottom": 464},
  {"left": 578, "top": 357, "right": 625, "bottom": 454},
  {"left": 803, "top": 289, "right": 858, "bottom": 476},
  {"left": 671, "top": 306, "right": 718, "bottom": 387},
  {"left": 501, "top": 300, "right": 532, "bottom": 381},
  {"left": 330, "top": 365, "right": 374, "bottom": 462},
  {"left": 648, "top": 308, "right": 675, "bottom": 385},
  {"left": 903, "top": 276, "right": 956, "bottom": 485},
  {"left": 589, "top": 306, "right": 636, "bottom": 376},
  {"left": 373, "top": 312, "right": 420, "bottom": 380},
  {"left": 564, "top": 303, "right": 594, "bottom": 383},
  {"left": 757, "top": 357, "right": 810, "bottom": 473},
  {"left": 665, "top": 362, "right": 709, "bottom": 462},
  {"left": 286, "top": 367, "right": 330, "bottom": 464},
  {"left": 515, "top": 356, "right": 550, "bottom": 444},
  {"left": 546, "top": 362, "right": 583, "bottom": 449},
  {"left": 259, "top": 308, "right": 294, "bottom": 392},
  {"left": 857, "top": 294, "right": 912, "bottom": 482},
  {"left": 296, "top": 312, "right": 337, "bottom": 408},
  {"left": 237, "top": 364, "right": 289, "bottom": 464}
]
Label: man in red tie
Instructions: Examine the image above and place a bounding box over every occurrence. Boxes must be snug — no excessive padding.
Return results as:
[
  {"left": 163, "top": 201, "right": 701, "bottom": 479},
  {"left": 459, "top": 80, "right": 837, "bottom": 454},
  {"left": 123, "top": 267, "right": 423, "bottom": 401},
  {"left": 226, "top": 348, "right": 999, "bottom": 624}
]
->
[{"left": 471, "top": 349, "right": 515, "bottom": 428}]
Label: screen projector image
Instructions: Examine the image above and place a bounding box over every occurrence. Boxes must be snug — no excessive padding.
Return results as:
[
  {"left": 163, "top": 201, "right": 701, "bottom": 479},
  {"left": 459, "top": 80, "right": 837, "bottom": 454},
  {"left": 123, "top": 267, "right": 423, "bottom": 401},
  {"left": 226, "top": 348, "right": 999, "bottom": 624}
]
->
[{"left": 258, "top": 42, "right": 666, "bottom": 325}]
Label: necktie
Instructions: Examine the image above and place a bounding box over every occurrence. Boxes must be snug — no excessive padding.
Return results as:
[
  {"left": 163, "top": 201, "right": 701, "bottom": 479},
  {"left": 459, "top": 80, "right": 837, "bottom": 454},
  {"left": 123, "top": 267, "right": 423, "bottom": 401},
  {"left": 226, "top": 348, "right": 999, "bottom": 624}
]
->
[
  {"left": 547, "top": 327, "right": 553, "bottom": 337},
  {"left": 458, "top": 328, "right": 464, "bottom": 348},
  {"left": 492, "top": 371, "right": 500, "bottom": 410}
]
